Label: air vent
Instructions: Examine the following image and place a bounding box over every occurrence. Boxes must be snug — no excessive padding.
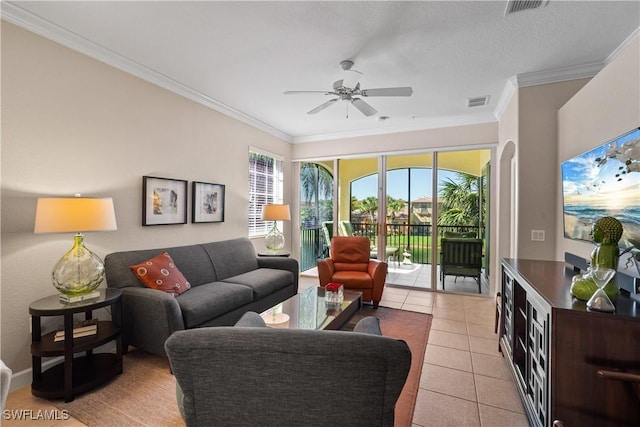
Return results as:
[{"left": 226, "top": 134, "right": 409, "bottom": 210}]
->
[
  {"left": 505, "top": 0, "right": 549, "bottom": 15},
  {"left": 467, "top": 96, "right": 490, "bottom": 108}
]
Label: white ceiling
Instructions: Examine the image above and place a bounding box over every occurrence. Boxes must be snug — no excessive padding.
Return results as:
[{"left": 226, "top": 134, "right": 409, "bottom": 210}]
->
[{"left": 2, "top": 1, "right": 639, "bottom": 143}]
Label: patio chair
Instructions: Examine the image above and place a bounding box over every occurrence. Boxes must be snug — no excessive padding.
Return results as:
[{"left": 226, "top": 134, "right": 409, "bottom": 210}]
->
[
  {"left": 321, "top": 221, "right": 334, "bottom": 256},
  {"left": 440, "top": 238, "right": 483, "bottom": 293}
]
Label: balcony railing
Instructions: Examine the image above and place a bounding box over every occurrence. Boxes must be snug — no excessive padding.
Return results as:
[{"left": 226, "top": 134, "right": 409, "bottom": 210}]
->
[{"left": 299, "top": 222, "right": 481, "bottom": 272}]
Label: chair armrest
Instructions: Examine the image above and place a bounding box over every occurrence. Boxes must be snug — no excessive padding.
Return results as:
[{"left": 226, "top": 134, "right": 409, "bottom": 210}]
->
[
  {"left": 317, "top": 258, "right": 335, "bottom": 286},
  {"left": 235, "top": 311, "right": 267, "bottom": 328},
  {"left": 368, "top": 259, "right": 387, "bottom": 281},
  {"left": 353, "top": 316, "right": 382, "bottom": 335}
]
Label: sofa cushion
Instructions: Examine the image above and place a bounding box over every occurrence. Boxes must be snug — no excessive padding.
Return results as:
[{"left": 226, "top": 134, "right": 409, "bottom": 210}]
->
[
  {"left": 129, "top": 252, "right": 191, "bottom": 296},
  {"left": 106, "top": 244, "right": 216, "bottom": 289},
  {"left": 222, "top": 268, "right": 294, "bottom": 300},
  {"left": 176, "top": 282, "right": 254, "bottom": 328},
  {"left": 201, "top": 238, "right": 259, "bottom": 281}
]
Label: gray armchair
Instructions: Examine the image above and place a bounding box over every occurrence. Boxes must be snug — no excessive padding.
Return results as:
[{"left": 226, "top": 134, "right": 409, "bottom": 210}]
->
[
  {"left": 1, "top": 359, "right": 11, "bottom": 412},
  {"left": 165, "top": 312, "right": 411, "bottom": 427}
]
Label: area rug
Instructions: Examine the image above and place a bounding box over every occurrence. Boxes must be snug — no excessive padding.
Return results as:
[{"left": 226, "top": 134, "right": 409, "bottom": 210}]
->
[
  {"left": 344, "top": 306, "right": 432, "bottom": 427},
  {"left": 54, "top": 350, "right": 184, "bottom": 427},
  {"left": 54, "top": 307, "right": 431, "bottom": 427}
]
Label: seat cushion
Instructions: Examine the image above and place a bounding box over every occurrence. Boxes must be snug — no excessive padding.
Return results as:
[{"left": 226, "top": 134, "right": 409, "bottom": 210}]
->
[
  {"left": 334, "top": 262, "right": 369, "bottom": 272},
  {"left": 331, "top": 271, "right": 374, "bottom": 289},
  {"left": 176, "top": 282, "right": 254, "bottom": 328},
  {"left": 222, "top": 268, "right": 294, "bottom": 300}
]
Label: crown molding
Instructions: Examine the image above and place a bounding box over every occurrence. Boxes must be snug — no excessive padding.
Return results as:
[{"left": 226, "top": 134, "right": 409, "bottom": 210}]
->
[
  {"left": 492, "top": 28, "right": 640, "bottom": 121},
  {"left": 493, "top": 77, "right": 517, "bottom": 122},
  {"left": 607, "top": 26, "right": 639, "bottom": 64},
  {"left": 515, "top": 62, "right": 604, "bottom": 88},
  {"left": 291, "top": 114, "right": 497, "bottom": 144},
  {"left": 0, "top": 2, "right": 293, "bottom": 143}
]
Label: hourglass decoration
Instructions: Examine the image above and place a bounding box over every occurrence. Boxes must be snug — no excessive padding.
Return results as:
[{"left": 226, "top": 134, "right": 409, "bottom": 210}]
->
[{"left": 586, "top": 267, "right": 617, "bottom": 312}]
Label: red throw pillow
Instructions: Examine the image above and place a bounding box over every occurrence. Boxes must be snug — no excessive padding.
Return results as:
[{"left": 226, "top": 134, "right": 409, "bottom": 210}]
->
[{"left": 130, "top": 252, "right": 191, "bottom": 296}]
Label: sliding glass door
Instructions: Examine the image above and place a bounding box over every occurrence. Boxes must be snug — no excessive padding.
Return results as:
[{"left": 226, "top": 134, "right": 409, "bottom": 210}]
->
[{"left": 298, "top": 148, "right": 492, "bottom": 296}]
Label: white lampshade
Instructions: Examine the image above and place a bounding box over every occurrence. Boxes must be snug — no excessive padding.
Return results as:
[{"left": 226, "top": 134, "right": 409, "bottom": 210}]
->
[
  {"left": 34, "top": 197, "right": 117, "bottom": 233},
  {"left": 34, "top": 196, "right": 117, "bottom": 297},
  {"left": 261, "top": 204, "right": 291, "bottom": 222}
]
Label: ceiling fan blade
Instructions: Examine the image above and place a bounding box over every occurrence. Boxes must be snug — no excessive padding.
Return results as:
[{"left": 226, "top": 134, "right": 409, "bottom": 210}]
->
[
  {"left": 307, "top": 98, "right": 338, "bottom": 114},
  {"left": 351, "top": 98, "right": 377, "bottom": 117},
  {"left": 342, "top": 70, "right": 363, "bottom": 89},
  {"left": 284, "top": 90, "right": 331, "bottom": 95},
  {"left": 360, "top": 87, "right": 413, "bottom": 97}
]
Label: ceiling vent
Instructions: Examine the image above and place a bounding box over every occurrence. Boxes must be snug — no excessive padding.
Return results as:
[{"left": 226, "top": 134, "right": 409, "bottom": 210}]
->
[
  {"left": 505, "top": 0, "right": 549, "bottom": 15},
  {"left": 467, "top": 96, "right": 490, "bottom": 108}
]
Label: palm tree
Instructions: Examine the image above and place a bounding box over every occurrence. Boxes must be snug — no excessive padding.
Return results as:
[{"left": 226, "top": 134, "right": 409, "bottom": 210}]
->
[
  {"left": 387, "top": 195, "right": 406, "bottom": 220},
  {"left": 300, "top": 163, "right": 333, "bottom": 227},
  {"left": 359, "top": 196, "right": 378, "bottom": 223},
  {"left": 438, "top": 172, "right": 481, "bottom": 227}
]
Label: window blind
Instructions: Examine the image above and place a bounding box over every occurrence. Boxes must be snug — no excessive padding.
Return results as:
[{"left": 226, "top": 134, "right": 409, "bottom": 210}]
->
[{"left": 249, "top": 150, "right": 283, "bottom": 236}]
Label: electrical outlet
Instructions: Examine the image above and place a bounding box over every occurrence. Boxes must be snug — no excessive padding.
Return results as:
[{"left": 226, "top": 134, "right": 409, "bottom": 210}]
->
[{"left": 531, "top": 230, "right": 545, "bottom": 241}]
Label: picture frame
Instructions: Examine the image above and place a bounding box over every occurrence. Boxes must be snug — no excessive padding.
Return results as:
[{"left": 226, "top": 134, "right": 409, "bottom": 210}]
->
[
  {"left": 142, "top": 176, "right": 188, "bottom": 226},
  {"left": 192, "top": 181, "right": 225, "bottom": 223}
]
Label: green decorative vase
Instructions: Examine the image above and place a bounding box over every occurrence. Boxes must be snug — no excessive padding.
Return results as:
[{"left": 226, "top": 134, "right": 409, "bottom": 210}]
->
[
  {"left": 52, "top": 234, "right": 105, "bottom": 295},
  {"left": 590, "top": 217, "right": 623, "bottom": 302}
]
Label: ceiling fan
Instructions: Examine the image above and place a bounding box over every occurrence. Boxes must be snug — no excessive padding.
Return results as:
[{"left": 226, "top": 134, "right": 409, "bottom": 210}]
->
[{"left": 284, "top": 60, "right": 413, "bottom": 117}]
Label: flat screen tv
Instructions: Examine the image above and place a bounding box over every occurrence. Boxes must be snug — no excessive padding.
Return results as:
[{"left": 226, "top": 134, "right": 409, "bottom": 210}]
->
[{"left": 561, "top": 127, "right": 640, "bottom": 248}]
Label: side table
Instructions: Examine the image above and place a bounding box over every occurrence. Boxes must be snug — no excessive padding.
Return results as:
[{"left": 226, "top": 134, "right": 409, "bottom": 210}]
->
[
  {"left": 257, "top": 251, "right": 291, "bottom": 257},
  {"left": 29, "top": 288, "right": 123, "bottom": 402}
]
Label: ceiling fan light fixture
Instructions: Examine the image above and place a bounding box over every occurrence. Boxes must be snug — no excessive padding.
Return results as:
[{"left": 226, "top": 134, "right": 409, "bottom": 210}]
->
[
  {"left": 340, "top": 60, "right": 354, "bottom": 71},
  {"left": 286, "top": 60, "right": 411, "bottom": 117}
]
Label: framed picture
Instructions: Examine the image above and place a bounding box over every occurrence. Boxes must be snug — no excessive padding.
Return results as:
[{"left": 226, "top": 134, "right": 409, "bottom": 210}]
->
[
  {"left": 142, "top": 176, "right": 188, "bottom": 226},
  {"left": 192, "top": 181, "right": 225, "bottom": 223}
]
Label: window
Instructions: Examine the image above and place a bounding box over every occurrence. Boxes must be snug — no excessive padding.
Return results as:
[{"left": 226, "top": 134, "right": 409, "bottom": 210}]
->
[
  {"left": 248, "top": 149, "right": 283, "bottom": 236},
  {"left": 300, "top": 162, "right": 333, "bottom": 228}
]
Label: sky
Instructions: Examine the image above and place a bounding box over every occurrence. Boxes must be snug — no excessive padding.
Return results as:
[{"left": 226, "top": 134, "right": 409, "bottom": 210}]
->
[
  {"left": 351, "top": 168, "right": 462, "bottom": 201},
  {"left": 562, "top": 127, "right": 640, "bottom": 207}
]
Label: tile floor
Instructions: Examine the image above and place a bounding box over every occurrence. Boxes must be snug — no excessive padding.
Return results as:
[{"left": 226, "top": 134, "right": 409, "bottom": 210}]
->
[
  {"left": 378, "top": 286, "right": 528, "bottom": 427},
  {"left": 305, "top": 263, "right": 491, "bottom": 295},
  {"left": 5, "top": 279, "right": 527, "bottom": 427},
  {"left": 386, "top": 263, "right": 490, "bottom": 295}
]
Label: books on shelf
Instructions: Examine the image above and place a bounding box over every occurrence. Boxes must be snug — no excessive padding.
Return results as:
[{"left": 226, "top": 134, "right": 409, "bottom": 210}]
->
[{"left": 54, "top": 319, "right": 98, "bottom": 342}]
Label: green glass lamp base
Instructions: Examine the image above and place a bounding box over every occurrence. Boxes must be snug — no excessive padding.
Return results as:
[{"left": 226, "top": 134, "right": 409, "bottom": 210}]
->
[{"left": 52, "top": 234, "right": 105, "bottom": 296}]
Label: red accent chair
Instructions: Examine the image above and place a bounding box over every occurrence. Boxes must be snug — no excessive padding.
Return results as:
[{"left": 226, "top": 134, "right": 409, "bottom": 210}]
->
[{"left": 317, "top": 236, "right": 387, "bottom": 308}]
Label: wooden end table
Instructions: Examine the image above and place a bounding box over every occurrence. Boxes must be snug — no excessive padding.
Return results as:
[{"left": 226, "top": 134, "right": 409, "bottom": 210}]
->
[{"left": 29, "top": 288, "right": 123, "bottom": 402}]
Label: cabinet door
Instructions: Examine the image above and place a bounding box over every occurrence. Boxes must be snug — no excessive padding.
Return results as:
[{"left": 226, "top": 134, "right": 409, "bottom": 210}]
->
[
  {"left": 527, "top": 299, "right": 549, "bottom": 427},
  {"left": 502, "top": 268, "right": 514, "bottom": 355},
  {"left": 553, "top": 310, "right": 640, "bottom": 426}
]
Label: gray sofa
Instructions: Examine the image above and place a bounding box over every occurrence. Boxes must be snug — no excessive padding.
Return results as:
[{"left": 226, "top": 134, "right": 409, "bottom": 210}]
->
[
  {"left": 105, "top": 237, "right": 298, "bottom": 356},
  {"left": 165, "top": 312, "right": 412, "bottom": 427}
]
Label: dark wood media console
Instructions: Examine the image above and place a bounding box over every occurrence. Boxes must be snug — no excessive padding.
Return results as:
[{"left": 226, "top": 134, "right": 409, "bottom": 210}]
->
[{"left": 500, "top": 258, "right": 640, "bottom": 427}]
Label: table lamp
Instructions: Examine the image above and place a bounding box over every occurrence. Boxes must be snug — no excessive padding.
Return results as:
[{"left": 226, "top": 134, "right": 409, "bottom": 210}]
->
[
  {"left": 34, "top": 196, "right": 117, "bottom": 300},
  {"left": 261, "top": 204, "right": 290, "bottom": 253}
]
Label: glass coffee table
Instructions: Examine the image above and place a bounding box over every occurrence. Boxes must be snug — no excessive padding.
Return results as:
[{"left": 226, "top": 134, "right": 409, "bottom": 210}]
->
[{"left": 261, "top": 286, "right": 362, "bottom": 330}]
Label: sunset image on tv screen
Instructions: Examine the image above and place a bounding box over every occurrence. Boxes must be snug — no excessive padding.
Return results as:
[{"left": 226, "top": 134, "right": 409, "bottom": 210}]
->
[{"left": 562, "top": 127, "right": 640, "bottom": 247}]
